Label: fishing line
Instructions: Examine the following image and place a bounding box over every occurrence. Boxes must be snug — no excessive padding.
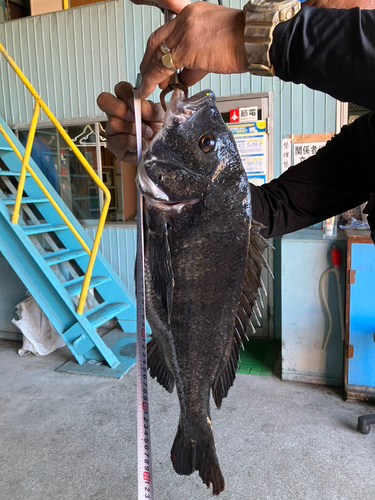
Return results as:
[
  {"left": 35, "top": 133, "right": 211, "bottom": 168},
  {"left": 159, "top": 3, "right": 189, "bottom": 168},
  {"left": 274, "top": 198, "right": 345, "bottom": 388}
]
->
[{"left": 134, "top": 74, "right": 153, "bottom": 500}]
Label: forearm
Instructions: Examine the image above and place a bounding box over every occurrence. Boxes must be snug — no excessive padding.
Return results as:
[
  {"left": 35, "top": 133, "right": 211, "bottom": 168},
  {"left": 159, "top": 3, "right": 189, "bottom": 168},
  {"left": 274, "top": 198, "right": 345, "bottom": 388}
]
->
[
  {"left": 270, "top": 6, "right": 375, "bottom": 110},
  {"left": 251, "top": 112, "right": 375, "bottom": 238}
]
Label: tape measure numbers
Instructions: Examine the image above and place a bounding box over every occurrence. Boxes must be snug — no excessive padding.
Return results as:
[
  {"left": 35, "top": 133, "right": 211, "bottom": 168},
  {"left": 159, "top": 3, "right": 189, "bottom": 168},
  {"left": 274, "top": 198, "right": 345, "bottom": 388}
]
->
[{"left": 134, "top": 80, "right": 154, "bottom": 500}]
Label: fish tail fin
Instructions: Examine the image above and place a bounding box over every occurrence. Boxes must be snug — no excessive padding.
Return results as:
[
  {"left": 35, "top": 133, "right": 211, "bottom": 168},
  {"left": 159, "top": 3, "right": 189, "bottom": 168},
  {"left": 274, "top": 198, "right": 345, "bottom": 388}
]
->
[{"left": 170, "top": 420, "right": 225, "bottom": 495}]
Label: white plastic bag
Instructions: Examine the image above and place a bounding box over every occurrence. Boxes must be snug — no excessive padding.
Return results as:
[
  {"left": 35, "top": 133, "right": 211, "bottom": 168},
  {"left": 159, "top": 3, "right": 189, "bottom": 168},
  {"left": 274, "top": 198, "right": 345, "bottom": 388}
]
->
[{"left": 12, "top": 294, "right": 65, "bottom": 356}]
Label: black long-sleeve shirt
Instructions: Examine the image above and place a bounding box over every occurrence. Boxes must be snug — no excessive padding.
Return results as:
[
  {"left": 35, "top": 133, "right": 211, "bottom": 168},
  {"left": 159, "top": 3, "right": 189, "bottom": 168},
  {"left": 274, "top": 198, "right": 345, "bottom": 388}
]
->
[{"left": 251, "top": 7, "right": 375, "bottom": 239}]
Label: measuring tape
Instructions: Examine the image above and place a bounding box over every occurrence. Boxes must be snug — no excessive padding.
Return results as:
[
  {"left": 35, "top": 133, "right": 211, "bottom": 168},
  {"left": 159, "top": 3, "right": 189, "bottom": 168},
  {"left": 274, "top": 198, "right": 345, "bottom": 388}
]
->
[
  {"left": 134, "top": 76, "right": 153, "bottom": 500},
  {"left": 133, "top": 11, "right": 175, "bottom": 496}
]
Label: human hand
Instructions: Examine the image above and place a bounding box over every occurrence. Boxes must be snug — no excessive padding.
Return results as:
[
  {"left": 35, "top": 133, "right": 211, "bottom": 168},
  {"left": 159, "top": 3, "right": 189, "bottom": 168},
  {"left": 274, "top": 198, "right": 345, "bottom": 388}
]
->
[
  {"left": 130, "top": 0, "right": 190, "bottom": 14},
  {"left": 136, "top": 3, "right": 247, "bottom": 100},
  {"left": 97, "top": 81, "right": 164, "bottom": 165}
]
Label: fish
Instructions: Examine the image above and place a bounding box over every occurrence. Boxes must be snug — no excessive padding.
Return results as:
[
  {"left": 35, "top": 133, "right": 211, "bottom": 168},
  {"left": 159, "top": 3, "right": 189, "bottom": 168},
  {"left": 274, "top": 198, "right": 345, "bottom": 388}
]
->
[{"left": 136, "top": 89, "right": 271, "bottom": 495}]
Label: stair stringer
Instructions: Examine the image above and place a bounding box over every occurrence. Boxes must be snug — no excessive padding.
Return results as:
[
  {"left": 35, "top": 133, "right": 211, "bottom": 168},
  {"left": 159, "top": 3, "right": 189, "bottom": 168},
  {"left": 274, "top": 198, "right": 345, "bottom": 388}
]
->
[
  {"left": 0, "top": 118, "right": 138, "bottom": 333},
  {"left": 0, "top": 207, "right": 124, "bottom": 366}
]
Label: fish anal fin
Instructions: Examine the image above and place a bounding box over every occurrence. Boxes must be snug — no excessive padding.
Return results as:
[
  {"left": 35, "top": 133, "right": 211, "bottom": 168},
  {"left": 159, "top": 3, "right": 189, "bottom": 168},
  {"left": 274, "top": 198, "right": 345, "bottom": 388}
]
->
[
  {"left": 147, "top": 338, "right": 175, "bottom": 393},
  {"left": 212, "top": 338, "right": 240, "bottom": 409}
]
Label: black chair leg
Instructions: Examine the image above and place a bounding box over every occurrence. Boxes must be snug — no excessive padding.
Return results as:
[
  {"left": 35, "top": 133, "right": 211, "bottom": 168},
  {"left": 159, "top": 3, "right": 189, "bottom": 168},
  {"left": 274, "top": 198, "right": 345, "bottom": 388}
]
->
[{"left": 357, "top": 414, "right": 375, "bottom": 434}]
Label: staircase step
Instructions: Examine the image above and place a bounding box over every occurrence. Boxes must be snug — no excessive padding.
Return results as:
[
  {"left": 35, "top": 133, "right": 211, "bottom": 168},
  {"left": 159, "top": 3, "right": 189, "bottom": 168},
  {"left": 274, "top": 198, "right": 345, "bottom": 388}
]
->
[
  {"left": 1, "top": 197, "right": 50, "bottom": 205},
  {"left": 0, "top": 115, "right": 139, "bottom": 375},
  {"left": 63, "top": 275, "right": 111, "bottom": 297},
  {"left": 0, "top": 170, "right": 31, "bottom": 176},
  {"left": 85, "top": 302, "right": 129, "bottom": 329},
  {"left": 23, "top": 223, "right": 67, "bottom": 235},
  {"left": 43, "top": 248, "right": 88, "bottom": 266}
]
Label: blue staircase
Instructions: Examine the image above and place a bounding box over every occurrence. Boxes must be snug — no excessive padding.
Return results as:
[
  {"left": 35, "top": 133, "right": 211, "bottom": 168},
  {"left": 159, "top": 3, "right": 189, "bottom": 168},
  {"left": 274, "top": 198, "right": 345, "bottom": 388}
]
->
[{"left": 0, "top": 116, "right": 137, "bottom": 377}]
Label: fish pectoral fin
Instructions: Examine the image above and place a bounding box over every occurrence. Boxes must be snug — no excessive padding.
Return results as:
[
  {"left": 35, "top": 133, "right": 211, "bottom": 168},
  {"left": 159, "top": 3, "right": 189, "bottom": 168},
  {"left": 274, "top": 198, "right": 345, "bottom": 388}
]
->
[
  {"left": 148, "top": 223, "right": 174, "bottom": 323},
  {"left": 147, "top": 338, "right": 175, "bottom": 393},
  {"left": 212, "top": 220, "right": 273, "bottom": 409}
]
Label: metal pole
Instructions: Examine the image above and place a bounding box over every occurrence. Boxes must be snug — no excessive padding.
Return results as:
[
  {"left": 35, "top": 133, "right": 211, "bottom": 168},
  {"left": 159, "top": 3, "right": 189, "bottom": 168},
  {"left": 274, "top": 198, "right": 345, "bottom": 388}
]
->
[{"left": 95, "top": 121, "right": 104, "bottom": 213}]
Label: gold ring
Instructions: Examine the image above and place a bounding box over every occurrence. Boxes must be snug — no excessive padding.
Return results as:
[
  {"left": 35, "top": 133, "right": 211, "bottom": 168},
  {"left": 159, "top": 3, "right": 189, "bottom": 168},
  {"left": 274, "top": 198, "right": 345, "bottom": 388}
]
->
[
  {"left": 159, "top": 41, "right": 176, "bottom": 71},
  {"left": 161, "top": 52, "right": 176, "bottom": 72}
]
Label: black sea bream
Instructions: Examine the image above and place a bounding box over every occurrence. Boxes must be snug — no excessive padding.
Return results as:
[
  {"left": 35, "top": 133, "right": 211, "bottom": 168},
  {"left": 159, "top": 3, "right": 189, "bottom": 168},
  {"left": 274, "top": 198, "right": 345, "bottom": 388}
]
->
[{"left": 136, "top": 90, "right": 270, "bottom": 495}]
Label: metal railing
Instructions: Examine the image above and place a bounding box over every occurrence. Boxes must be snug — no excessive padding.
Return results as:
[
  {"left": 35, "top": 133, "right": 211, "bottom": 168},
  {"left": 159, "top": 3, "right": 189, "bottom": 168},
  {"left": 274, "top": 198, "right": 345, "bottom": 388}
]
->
[{"left": 0, "top": 43, "right": 111, "bottom": 315}]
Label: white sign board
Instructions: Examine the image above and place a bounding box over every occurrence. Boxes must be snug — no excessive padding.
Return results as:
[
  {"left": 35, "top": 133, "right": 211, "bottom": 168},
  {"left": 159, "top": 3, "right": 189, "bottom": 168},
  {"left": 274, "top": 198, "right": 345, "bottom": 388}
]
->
[
  {"left": 293, "top": 142, "right": 326, "bottom": 165},
  {"left": 282, "top": 138, "right": 291, "bottom": 173},
  {"left": 228, "top": 121, "right": 268, "bottom": 186}
]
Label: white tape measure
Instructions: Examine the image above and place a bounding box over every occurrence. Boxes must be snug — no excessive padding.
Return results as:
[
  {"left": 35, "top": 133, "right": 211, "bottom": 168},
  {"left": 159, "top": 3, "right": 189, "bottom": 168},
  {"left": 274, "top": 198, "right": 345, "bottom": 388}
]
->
[{"left": 134, "top": 78, "right": 153, "bottom": 500}]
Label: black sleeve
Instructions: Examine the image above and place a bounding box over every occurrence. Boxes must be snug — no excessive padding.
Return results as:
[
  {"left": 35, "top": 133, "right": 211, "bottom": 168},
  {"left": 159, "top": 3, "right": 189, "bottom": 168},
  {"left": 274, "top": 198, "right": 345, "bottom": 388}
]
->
[
  {"left": 270, "top": 6, "right": 375, "bottom": 111},
  {"left": 251, "top": 111, "right": 375, "bottom": 239}
]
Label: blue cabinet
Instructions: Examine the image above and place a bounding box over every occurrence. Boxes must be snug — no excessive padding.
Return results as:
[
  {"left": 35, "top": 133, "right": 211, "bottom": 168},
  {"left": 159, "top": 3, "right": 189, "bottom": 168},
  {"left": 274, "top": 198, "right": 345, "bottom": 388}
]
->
[{"left": 345, "top": 231, "right": 375, "bottom": 402}]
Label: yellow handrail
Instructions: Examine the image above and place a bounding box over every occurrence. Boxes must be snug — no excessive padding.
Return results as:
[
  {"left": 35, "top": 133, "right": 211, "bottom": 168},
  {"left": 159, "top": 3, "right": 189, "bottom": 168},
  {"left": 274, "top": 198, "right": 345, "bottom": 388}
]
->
[
  {"left": 0, "top": 123, "right": 91, "bottom": 255},
  {"left": 12, "top": 101, "right": 40, "bottom": 225},
  {"left": 63, "top": 0, "right": 69, "bottom": 9},
  {"left": 0, "top": 42, "right": 110, "bottom": 315}
]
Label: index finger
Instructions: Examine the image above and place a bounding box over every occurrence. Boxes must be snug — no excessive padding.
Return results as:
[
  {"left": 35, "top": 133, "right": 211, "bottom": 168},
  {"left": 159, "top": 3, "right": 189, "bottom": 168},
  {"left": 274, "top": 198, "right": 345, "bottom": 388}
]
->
[
  {"left": 120, "top": 92, "right": 165, "bottom": 123},
  {"left": 115, "top": 79, "right": 165, "bottom": 122},
  {"left": 137, "top": 23, "right": 178, "bottom": 99}
]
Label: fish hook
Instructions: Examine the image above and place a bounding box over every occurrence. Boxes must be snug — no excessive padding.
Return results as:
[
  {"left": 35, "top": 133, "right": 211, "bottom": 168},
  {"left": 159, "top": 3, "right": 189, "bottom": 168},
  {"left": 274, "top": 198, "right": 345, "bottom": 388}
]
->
[{"left": 160, "top": 73, "right": 188, "bottom": 112}]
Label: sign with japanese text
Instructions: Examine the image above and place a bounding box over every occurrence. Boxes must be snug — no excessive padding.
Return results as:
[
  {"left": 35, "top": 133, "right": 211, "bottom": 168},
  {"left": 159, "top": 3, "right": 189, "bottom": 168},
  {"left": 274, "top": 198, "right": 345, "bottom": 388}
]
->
[
  {"left": 285, "top": 133, "right": 335, "bottom": 170},
  {"left": 229, "top": 106, "right": 258, "bottom": 124},
  {"left": 282, "top": 138, "right": 291, "bottom": 173},
  {"left": 293, "top": 142, "right": 325, "bottom": 165}
]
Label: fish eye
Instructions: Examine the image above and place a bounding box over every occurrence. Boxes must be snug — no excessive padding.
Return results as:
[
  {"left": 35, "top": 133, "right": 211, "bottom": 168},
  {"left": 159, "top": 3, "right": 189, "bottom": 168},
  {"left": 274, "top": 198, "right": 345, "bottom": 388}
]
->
[{"left": 199, "top": 134, "right": 215, "bottom": 153}]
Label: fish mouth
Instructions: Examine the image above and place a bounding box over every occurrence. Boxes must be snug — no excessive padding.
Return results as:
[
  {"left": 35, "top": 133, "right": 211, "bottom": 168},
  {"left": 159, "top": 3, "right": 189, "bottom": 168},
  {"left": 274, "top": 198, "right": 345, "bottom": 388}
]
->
[
  {"left": 136, "top": 160, "right": 200, "bottom": 210},
  {"left": 136, "top": 159, "right": 170, "bottom": 202},
  {"left": 146, "top": 198, "right": 200, "bottom": 213}
]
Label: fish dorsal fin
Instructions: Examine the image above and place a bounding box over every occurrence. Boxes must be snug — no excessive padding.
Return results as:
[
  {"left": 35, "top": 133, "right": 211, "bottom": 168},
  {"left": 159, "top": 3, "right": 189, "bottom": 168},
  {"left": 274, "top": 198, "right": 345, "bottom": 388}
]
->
[
  {"left": 148, "top": 222, "right": 174, "bottom": 323},
  {"left": 147, "top": 337, "right": 175, "bottom": 393},
  {"left": 212, "top": 220, "right": 273, "bottom": 409}
]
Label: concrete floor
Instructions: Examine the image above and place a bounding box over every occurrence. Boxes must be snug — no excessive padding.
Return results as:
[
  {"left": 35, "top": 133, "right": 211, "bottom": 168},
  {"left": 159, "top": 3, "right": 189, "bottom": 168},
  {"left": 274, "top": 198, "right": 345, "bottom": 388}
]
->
[{"left": 1, "top": 338, "right": 375, "bottom": 500}]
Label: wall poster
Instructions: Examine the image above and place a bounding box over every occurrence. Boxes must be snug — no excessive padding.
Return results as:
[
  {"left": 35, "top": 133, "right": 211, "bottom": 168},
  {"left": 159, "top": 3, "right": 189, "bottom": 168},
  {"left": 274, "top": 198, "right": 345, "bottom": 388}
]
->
[
  {"left": 285, "top": 133, "right": 335, "bottom": 170},
  {"left": 228, "top": 120, "right": 268, "bottom": 186}
]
